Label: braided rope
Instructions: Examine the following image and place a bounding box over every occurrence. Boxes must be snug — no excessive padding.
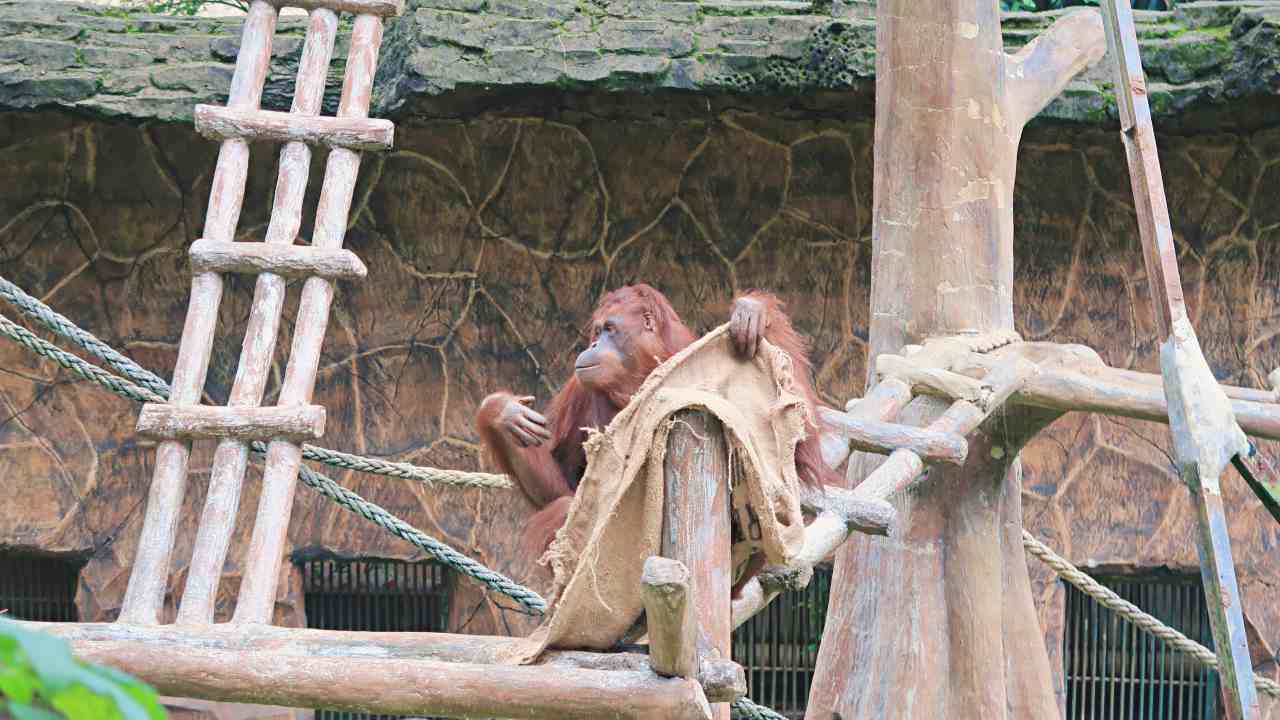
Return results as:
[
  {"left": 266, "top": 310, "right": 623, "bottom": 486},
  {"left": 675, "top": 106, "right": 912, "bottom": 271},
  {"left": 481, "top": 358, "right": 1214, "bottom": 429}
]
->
[
  {"left": 0, "top": 314, "right": 164, "bottom": 404},
  {"left": 284, "top": 454, "right": 546, "bottom": 615},
  {"left": 0, "top": 274, "right": 512, "bottom": 490},
  {"left": 731, "top": 697, "right": 789, "bottom": 720},
  {"left": 300, "top": 445, "right": 511, "bottom": 489},
  {"left": 0, "top": 309, "right": 544, "bottom": 614},
  {"left": 0, "top": 276, "right": 171, "bottom": 398},
  {"left": 1022, "top": 529, "right": 1280, "bottom": 698}
]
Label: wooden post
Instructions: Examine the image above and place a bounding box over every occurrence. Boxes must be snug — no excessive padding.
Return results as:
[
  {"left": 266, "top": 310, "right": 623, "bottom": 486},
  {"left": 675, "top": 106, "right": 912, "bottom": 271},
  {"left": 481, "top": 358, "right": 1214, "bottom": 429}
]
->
[
  {"left": 807, "top": 3, "right": 1107, "bottom": 717},
  {"left": 662, "top": 410, "right": 732, "bottom": 720},
  {"left": 1100, "top": 1, "right": 1262, "bottom": 714},
  {"left": 642, "top": 557, "right": 698, "bottom": 680},
  {"left": 176, "top": 6, "right": 340, "bottom": 626},
  {"left": 117, "top": 0, "right": 279, "bottom": 625},
  {"left": 233, "top": 12, "right": 390, "bottom": 623}
]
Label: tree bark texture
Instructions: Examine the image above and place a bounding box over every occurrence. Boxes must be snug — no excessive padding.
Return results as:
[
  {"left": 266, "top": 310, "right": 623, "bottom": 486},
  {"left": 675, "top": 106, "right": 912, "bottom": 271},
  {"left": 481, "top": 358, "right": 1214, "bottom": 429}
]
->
[{"left": 807, "top": 3, "right": 1106, "bottom": 718}]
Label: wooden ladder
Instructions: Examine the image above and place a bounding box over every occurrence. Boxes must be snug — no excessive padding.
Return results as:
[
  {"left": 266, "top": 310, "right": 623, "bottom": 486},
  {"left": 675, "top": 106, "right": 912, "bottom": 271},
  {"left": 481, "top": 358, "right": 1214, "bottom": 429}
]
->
[{"left": 118, "top": 0, "right": 405, "bottom": 626}]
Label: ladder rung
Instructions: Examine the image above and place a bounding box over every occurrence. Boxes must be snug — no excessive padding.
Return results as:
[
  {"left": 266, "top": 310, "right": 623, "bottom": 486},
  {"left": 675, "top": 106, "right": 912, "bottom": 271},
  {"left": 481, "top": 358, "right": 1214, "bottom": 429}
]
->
[
  {"left": 266, "top": 0, "right": 405, "bottom": 16},
  {"left": 190, "top": 239, "right": 368, "bottom": 279},
  {"left": 195, "top": 106, "right": 394, "bottom": 151},
  {"left": 137, "top": 404, "right": 326, "bottom": 442}
]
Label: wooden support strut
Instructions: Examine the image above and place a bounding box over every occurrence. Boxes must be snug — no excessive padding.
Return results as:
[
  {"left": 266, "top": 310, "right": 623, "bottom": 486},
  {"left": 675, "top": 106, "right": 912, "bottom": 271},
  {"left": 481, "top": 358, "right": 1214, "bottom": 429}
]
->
[
  {"left": 731, "top": 378, "right": 911, "bottom": 629},
  {"left": 194, "top": 106, "right": 395, "bottom": 150},
  {"left": 816, "top": 406, "right": 968, "bottom": 464},
  {"left": 234, "top": 11, "right": 391, "bottom": 624},
  {"left": 135, "top": 403, "right": 326, "bottom": 442},
  {"left": 853, "top": 357, "right": 1036, "bottom": 505},
  {"left": 641, "top": 557, "right": 699, "bottom": 680},
  {"left": 119, "top": 0, "right": 279, "bottom": 625},
  {"left": 177, "top": 7, "right": 341, "bottom": 625},
  {"left": 189, "top": 239, "right": 368, "bottom": 279},
  {"left": 1102, "top": 0, "right": 1261, "bottom": 715}
]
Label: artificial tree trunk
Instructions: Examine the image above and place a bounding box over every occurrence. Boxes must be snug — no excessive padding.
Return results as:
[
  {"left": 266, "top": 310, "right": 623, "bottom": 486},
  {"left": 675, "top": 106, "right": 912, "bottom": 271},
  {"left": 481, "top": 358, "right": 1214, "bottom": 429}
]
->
[{"left": 806, "top": 3, "right": 1106, "bottom": 718}]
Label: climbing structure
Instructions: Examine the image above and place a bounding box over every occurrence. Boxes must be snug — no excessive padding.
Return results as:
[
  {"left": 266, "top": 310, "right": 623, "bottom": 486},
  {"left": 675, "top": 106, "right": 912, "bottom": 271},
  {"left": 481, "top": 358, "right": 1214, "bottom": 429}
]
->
[
  {"left": 120, "top": 0, "right": 399, "bottom": 627},
  {"left": 2, "top": 0, "right": 1278, "bottom": 719}
]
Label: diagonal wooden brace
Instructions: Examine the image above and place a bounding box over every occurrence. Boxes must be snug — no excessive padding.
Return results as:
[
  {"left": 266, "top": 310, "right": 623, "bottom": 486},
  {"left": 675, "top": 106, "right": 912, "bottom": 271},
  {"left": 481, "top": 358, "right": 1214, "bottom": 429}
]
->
[
  {"left": 1103, "top": 0, "right": 1261, "bottom": 714},
  {"left": 851, "top": 356, "right": 1037, "bottom": 505}
]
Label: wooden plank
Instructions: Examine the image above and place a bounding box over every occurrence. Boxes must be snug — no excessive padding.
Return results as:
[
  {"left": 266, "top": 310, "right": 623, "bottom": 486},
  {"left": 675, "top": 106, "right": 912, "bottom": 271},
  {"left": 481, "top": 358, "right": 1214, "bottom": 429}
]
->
[
  {"left": 641, "top": 557, "right": 698, "bottom": 680},
  {"left": 177, "top": 7, "right": 341, "bottom": 626},
  {"left": 194, "top": 106, "right": 394, "bottom": 150},
  {"left": 233, "top": 12, "right": 386, "bottom": 624},
  {"left": 1102, "top": 1, "right": 1260, "bottom": 716},
  {"left": 267, "top": 0, "right": 405, "bottom": 16},
  {"left": 118, "top": 0, "right": 279, "bottom": 625},
  {"left": 189, "top": 240, "right": 367, "bottom": 279},
  {"left": 662, "top": 410, "right": 732, "bottom": 720},
  {"left": 136, "top": 404, "right": 326, "bottom": 442},
  {"left": 816, "top": 406, "right": 967, "bottom": 464}
]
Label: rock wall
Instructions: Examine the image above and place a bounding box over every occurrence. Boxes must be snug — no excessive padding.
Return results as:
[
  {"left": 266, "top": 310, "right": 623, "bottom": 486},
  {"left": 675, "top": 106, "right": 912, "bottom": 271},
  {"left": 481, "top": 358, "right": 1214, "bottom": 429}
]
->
[{"left": 1, "top": 94, "right": 1278, "bottom": 704}]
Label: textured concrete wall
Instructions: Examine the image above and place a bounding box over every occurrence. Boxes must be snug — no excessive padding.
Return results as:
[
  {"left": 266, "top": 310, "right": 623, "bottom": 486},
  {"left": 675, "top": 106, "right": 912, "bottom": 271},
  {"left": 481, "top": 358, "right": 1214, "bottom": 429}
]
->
[{"left": 0, "top": 93, "right": 1277, "bottom": 704}]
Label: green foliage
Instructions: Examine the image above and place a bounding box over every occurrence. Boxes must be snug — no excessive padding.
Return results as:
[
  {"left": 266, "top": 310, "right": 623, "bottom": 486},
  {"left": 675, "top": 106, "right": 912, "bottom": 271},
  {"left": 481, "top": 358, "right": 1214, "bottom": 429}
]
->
[
  {"left": 999, "top": 0, "right": 1166, "bottom": 10},
  {"left": 132, "top": 0, "right": 249, "bottom": 14},
  {"left": 0, "top": 618, "right": 167, "bottom": 720}
]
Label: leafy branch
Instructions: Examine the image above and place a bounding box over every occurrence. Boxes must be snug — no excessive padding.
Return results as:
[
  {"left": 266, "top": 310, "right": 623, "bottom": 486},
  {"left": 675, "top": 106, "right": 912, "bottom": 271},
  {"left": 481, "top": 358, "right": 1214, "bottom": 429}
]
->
[{"left": 0, "top": 618, "right": 167, "bottom": 720}]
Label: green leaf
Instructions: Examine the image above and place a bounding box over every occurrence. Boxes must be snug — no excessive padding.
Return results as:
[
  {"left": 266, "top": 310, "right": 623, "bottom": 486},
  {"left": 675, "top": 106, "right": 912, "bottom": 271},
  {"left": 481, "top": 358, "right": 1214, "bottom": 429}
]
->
[
  {"left": 9, "top": 700, "right": 65, "bottom": 720},
  {"left": 0, "top": 665, "right": 39, "bottom": 703},
  {"left": 49, "top": 683, "right": 122, "bottom": 720},
  {"left": 1, "top": 619, "right": 80, "bottom": 692}
]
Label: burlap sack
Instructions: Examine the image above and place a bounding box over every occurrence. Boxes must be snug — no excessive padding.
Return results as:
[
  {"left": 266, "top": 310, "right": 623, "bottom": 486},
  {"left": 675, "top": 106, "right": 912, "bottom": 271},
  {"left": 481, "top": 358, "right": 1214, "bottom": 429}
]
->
[{"left": 506, "top": 324, "right": 811, "bottom": 663}]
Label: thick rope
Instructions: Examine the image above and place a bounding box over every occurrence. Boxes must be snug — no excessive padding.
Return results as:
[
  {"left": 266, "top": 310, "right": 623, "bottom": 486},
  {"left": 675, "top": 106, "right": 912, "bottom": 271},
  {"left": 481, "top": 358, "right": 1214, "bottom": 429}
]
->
[
  {"left": 731, "top": 697, "right": 789, "bottom": 720},
  {"left": 300, "top": 445, "right": 510, "bottom": 490},
  {"left": 1022, "top": 529, "right": 1280, "bottom": 698},
  {"left": 0, "top": 276, "right": 171, "bottom": 398},
  {"left": 0, "top": 275, "right": 512, "bottom": 490},
  {"left": 0, "top": 310, "right": 544, "bottom": 614},
  {"left": 0, "top": 314, "right": 164, "bottom": 404}
]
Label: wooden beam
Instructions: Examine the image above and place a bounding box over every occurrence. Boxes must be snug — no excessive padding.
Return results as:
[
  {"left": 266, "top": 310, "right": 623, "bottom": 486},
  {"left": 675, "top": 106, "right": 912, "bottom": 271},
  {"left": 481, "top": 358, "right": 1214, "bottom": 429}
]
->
[
  {"left": 22, "top": 621, "right": 737, "bottom": 703},
  {"left": 641, "top": 557, "right": 698, "bottom": 680},
  {"left": 875, "top": 354, "right": 986, "bottom": 403},
  {"left": 53, "top": 641, "right": 711, "bottom": 720},
  {"left": 194, "top": 106, "right": 394, "bottom": 151},
  {"left": 1096, "top": 365, "right": 1275, "bottom": 404},
  {"left": 662, "top": 410, "right": 732, "bottom": 720},
  {"left": 189, "top": 240, "right": 368, "bottom": 279},
  {"left": 1013, "top": 367, "right": 1280, "bottom": 441},
  {"left": 816, "top": 406, "right": 968, "bottom": 465},
  {"left": 266, "top": 0, "right": 405, "bottom": 15},
  {"left": 852, "top": 358, "right": 1036, "bottom": 504},
  {"left": 136, "top": 403, "right": 326, "bottom": 442}
]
